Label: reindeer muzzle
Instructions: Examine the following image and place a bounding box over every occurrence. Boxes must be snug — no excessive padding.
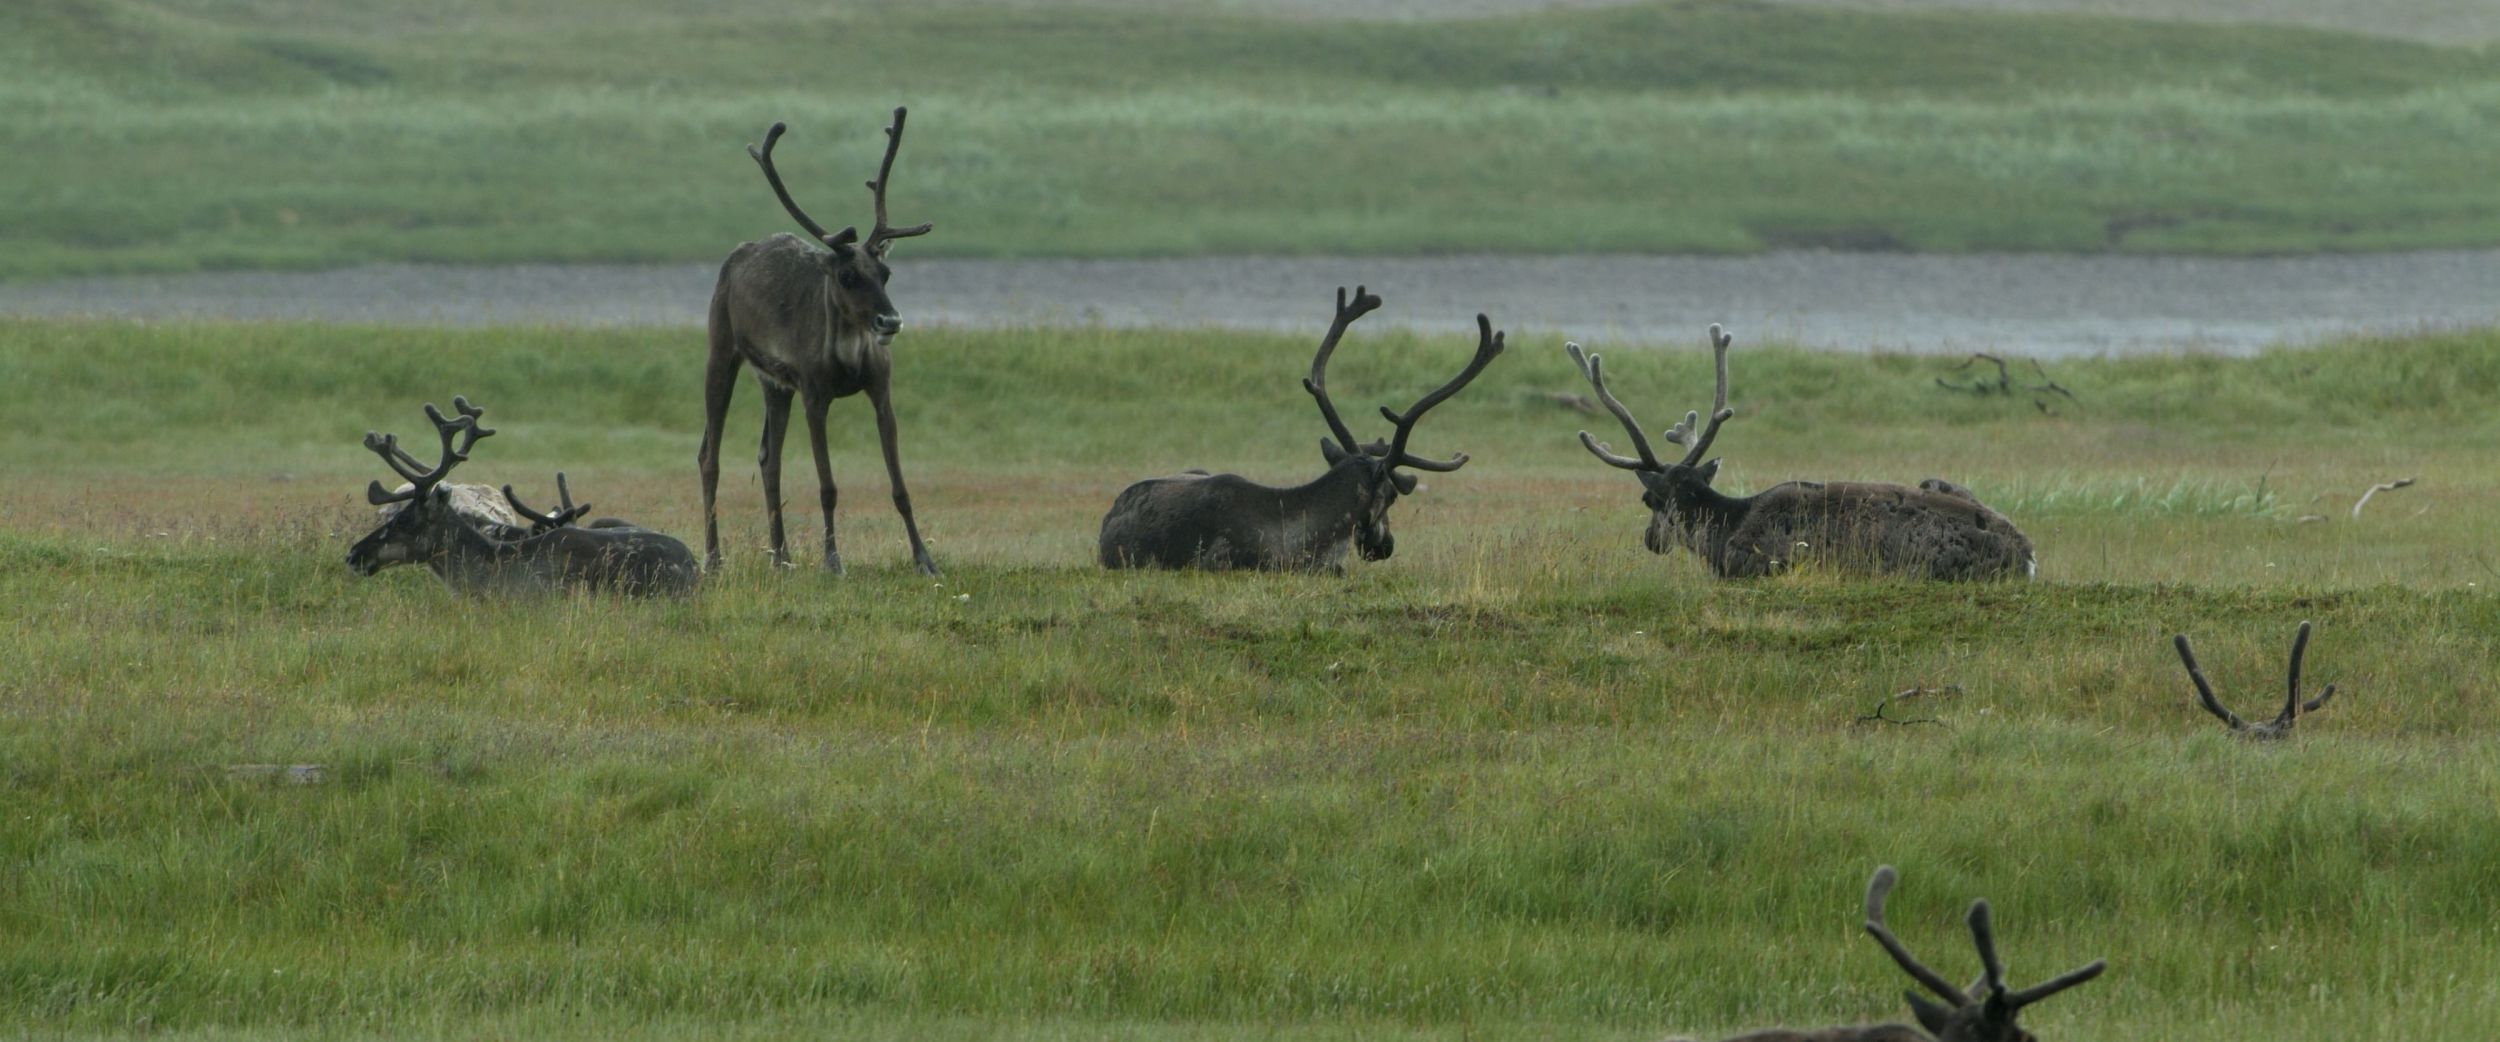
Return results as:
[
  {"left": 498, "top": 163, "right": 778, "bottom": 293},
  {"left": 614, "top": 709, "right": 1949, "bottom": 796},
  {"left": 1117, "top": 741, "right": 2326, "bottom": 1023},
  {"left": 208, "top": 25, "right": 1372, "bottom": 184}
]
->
[{"left": 872, "top": 312, "right": 903, "bottom": 337}]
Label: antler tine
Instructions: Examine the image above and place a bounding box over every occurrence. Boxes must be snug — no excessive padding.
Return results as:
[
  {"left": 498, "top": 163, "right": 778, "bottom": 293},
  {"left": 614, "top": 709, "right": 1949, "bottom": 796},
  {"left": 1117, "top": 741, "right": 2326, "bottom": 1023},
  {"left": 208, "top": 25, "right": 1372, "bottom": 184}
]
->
[
  {"left": 2006, "top": 959, "right": 2108, "bottom": 1008},
  {"left": 1862, "top": 865, "right": 1972, "bottom": 1007},
  {"left": 364, "top": 431, "right": 431, "bottom": 486},
  {"left": 1668, "top": 324, "right": 1736, "bottom": 466},
  {"left": 747, "top": 120, "right": 857, "bottom": 248},
  {"left": 1378, "top": 313, "right": 1504, "bottom": 472},
  {"left": 863, "top": 106, "right": 934, "bottom": 255},
  {"left": 2304, "top": 683, "right": 2338, "bottom": 714},
  {"left": 2174, "top": 634, "right": 2247, "bottom": 730},
  {"left": 1966, "top": 901, "right": 2008, "bottom": 999},
  {"left": 1566, "top": 341, "right": 1662, "bottom": 471},
  {"left": 502, "top": 472, "right": 593, "bottom": 531},
  {"left": 2276, "top": 620, "right": 2316, "bottom": 727},
  {"left": 1303, "top": 285, "right": 1381, "bottom": 455}
]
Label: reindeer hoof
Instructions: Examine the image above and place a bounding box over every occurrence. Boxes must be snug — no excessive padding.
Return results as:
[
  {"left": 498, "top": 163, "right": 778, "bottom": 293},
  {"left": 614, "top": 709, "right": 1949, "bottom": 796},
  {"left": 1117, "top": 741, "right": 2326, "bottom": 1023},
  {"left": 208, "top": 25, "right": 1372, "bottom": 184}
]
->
[
  {"left": 822, "top": 554, "right": 846, "bottom": 576},
  {"left": 915, "top": 557, "right": 941, "bottom": 579}
]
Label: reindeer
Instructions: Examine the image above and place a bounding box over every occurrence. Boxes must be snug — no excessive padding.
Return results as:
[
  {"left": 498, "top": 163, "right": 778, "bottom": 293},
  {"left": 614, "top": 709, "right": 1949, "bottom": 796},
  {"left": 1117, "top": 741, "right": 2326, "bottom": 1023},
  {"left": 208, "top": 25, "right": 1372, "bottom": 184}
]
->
[
  {"left": 348, "top": 397, "right": 700, "bottom": 597},
  {"left": 700, "top": 108, "right": 939, "bottom": 576},
  {"left": 2173, "top": 621, "right": 2338, "bottom": 740},
  {"left": 1098, "top": 286, "right": 1503, "bottom": 572},
  {"left": 1675, "top": 866, "right": 2106, "bottom": 1042},
  {"left": 1567, "top": 328, "right": 2033, "bottom": 581}
]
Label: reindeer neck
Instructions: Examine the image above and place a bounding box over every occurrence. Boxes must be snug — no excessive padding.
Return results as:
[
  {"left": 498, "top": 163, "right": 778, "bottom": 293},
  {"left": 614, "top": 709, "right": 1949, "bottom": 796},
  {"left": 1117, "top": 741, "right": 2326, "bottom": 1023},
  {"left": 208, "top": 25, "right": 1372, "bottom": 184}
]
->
[
  {"left": 423, "top": 511, "right": 528, "bottom": 585},
  {"left": 1274, "top": 459, "right": 1379, "bottom": 557}
]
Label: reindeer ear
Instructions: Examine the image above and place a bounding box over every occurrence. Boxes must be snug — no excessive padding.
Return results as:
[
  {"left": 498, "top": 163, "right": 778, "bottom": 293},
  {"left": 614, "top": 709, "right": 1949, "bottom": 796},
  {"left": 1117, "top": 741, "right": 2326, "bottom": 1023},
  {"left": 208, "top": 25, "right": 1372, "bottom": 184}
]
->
[
  {"left": 1696, "top": 458, "right": 1722, "bottom": 484},
  {"left": 1390, "top": 470, "right": 1419, "bottom": 495},
  {"left": 1320, "top": 438, "right": 1350, "bottom": 465},
  {"left": 1904, "top": 991, "right": 1956, "bottom": 1033}
]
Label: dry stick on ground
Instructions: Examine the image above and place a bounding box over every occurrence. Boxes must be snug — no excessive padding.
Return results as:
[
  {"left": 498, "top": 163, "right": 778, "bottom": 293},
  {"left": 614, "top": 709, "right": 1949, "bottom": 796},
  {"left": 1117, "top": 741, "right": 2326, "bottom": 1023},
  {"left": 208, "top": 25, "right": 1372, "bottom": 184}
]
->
[
  {"left": 2350, "top": 476, "right": 2417, "bottom": 520},
  {"left": 1856, "top": 686, "right": 1958, "bottom": 728}
]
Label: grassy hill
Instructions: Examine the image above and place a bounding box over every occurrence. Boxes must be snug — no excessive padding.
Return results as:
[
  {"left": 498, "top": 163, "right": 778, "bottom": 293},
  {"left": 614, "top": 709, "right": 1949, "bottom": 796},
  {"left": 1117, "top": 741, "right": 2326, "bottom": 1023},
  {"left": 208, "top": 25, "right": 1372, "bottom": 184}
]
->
[
  {"left": 2, "top": 0, "right": 2496, "bottom": 277},
  {"left": 4, "top": 317, "right": 2500, "bottom": 1038}
]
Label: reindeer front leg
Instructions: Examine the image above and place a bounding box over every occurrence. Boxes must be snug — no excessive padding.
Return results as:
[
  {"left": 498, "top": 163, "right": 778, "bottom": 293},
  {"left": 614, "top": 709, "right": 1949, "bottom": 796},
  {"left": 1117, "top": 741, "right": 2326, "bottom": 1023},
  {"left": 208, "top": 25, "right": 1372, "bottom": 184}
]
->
[{"left": 867, "top": 371, "right": 939, "bottom": 577}]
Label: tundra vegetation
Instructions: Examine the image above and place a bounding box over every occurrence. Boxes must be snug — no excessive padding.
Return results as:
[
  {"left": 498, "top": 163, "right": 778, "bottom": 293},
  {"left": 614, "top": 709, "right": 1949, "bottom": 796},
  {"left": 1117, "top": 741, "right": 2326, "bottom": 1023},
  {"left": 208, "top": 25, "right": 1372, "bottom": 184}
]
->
[
  {"left": 4, "top": 318, "right": 2499, "bottom": 1041},
  {"left": 4, "top": 0, "right": 2500, "bottom": 278}
]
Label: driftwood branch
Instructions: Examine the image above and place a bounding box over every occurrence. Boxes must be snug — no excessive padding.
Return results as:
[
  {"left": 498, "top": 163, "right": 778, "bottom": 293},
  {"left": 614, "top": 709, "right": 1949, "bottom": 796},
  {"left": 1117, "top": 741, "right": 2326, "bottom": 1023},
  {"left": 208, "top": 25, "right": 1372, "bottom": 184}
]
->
[
  {"left": 1935, "top": 353, "right": 2074, "bottom": 412},
  {"left": 2350, "top": 477, "right": 2417, "bottom": 521},
  {"left": 1855, "top": 685, "right": 1959, "bottom": 728}
]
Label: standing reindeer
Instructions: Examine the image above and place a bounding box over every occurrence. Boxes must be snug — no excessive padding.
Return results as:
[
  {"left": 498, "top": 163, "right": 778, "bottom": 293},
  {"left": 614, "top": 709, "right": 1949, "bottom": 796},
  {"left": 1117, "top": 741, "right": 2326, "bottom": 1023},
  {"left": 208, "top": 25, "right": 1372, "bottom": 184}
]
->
[
  {"left": 348, "top": 397, "right": 700, "bottom": 597},
  {"left": 1567, "top": 328, "right": 2033, "bottom": 581},
  {"left": 1098, "top": 286, "right": 1503, "bottom": 572},
  {"left": 1674, "top": 866, "right": 2106, "bottom": 1042},
  {"left": 2173, "top": 621, "right": 2338, "bottom": 740},
  {"left": 701, "top": 108, "right": 939, "bottom": 576}
]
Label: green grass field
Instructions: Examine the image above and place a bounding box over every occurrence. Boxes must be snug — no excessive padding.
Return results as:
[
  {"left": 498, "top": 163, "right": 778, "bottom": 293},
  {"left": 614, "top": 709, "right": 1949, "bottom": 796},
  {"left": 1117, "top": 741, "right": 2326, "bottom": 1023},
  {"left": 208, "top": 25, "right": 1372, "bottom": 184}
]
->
[
  {"left": 4, "top": 0, "right": 2499, "bottom": 278},
  {"left": 5, "top": 317, "right": 2500, "bottom": 1039}
]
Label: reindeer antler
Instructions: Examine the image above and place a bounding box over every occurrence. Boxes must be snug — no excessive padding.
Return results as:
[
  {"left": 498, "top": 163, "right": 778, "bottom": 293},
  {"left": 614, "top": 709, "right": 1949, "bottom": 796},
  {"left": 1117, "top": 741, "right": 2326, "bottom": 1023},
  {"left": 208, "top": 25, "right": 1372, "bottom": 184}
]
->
[
  {"left": 365, "top": 397, "right": 493, "bottom": 506},
  {"left": 1567, "top": 324, "right": 1734, "bottom": 472},
  {"left": 2175, "top": 621, "right": 2337, "bottom": 739},
  {"left": 1304, "top": 285, "right": 1384, "bottom": 456},
  {"left": 1863, "top": 866, "right": 1974, "bottom": 1008},
  {"left": 503, "top": 472, "right": 594, "bottom": 532},
  {"left": 1566, "top": 341, "right": 1662, "bottom": 471},
  {"left": 747, "top": 121, "right": 849, "bottom": 247},
  {"left": 1665, "top": 324, "right": 1735, "bottom": 466},
  {"left": 1378, "top": 313, "right": 1504, "bottom": 472},
  {"left": 1862, "top": 865, "right": 2106, "bottom": 1023},
  {"left": 862, "top": 106, "right": 933, "bottom": 257}
]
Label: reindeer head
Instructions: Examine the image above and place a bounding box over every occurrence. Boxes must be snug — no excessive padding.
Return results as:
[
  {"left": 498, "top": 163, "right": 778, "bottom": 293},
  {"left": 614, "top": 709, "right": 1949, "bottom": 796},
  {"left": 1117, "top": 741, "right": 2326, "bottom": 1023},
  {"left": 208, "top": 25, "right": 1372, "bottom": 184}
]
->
[
  {"left": 1303, "top": 286, "right": 1505, "bottom": 562},
  {"left": 1568, "top": 325, "right": 1736, "bottom": 554},
  {"left": 1861, "top": 865, "right": 2106, "bottom": 1042},
  {"left": 347, "top": 397, "right": 495, "bottom": 576},
  {"left": 745, "top": 109, "right": 933, "bottom": 341}
]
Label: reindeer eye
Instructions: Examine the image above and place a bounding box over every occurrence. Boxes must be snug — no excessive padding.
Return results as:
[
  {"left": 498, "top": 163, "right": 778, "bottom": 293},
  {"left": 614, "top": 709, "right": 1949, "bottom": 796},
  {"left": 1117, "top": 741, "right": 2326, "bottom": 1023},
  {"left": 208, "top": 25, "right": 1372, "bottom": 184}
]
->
[{"left": 836, "top": 270, "right": 861, "bottom": 289}]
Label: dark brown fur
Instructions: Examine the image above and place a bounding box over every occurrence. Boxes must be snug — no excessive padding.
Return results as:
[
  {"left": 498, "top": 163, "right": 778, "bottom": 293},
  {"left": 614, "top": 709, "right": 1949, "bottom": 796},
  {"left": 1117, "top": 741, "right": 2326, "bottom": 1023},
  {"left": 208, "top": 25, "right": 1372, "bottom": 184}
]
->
[
  {"left": 1568, "top": 331, "right": 2033, "bottom": 582},
  {"left": 1098, "top": 288, "right": 1500, "bottom": 574},
  {"left": 699, "top": 111, "right": 938, "bottom": 576},
  {"left": 1643, "top": 471, "right": 2036, "bottom": 581}
]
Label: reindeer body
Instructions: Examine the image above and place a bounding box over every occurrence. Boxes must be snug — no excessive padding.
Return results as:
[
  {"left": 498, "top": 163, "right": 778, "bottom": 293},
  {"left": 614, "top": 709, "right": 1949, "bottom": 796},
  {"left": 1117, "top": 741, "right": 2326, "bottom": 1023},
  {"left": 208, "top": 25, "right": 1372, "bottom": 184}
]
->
[
  {"left": 353, "top": 490, "right": 699, "bottom": 597},
  {"left": 1096, "top": 287, "right": 1501, "bottom": 575},
  {"left": 1099, "top": 458, "right": 1391, "bottom": 572},
  {"left": 348, "top": 398, "right": 701, "bottom": 598},
  {"left": 711, "top": 234, "right": 885, "bottom": 398},
  {"left": 1660, "top": 477, "right": 2036, "bottom": 581},
  {"left": 1567, "top": 329, "right": 2033, "bottom": 583}
]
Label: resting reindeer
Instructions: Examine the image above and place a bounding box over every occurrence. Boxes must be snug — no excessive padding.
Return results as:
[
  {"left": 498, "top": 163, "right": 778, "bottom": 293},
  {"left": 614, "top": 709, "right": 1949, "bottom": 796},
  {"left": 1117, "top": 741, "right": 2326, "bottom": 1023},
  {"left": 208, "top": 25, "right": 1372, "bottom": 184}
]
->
[
  {"left": 2173, "top": 621, "right": 2337, "bottom": 740},
  {"left": 1568, "top": 328, "right": 2033, "bottom": 580},
  {"left": 1676, "top": 866, "right": 2106, "bottom": 1042},
  {"left": 1098, "top": 286, "right": 1503, "bottom": 572},
  {"left": 346, "top": 397, "right": 700, "bottom": 597}
]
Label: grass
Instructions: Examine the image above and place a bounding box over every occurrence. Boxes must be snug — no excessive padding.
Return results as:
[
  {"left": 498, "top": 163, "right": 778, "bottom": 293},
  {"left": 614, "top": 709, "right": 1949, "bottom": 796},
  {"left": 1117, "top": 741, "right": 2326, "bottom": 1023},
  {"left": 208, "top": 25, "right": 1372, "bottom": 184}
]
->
[
  {"left": 4, "top": 317, "right": 2500, "bottom": 1039},
  {"left": 3, "top": 0, "right": 2498, "bottom": 278}
]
